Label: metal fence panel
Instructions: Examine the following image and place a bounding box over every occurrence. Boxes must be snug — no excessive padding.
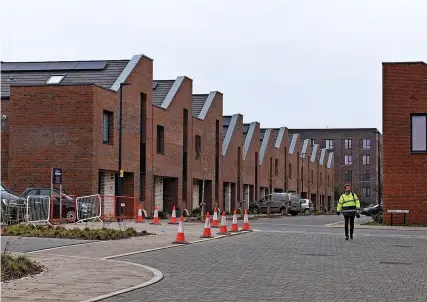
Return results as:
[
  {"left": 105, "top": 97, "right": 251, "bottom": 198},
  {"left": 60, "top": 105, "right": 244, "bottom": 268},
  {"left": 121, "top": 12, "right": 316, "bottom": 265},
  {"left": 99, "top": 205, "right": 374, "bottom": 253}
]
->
[
  {"left": 77, "top": 194, "right": 102, "bottom": 222},
  {"left": 26, "top": 195, "right": 51, "bottom": 225}
]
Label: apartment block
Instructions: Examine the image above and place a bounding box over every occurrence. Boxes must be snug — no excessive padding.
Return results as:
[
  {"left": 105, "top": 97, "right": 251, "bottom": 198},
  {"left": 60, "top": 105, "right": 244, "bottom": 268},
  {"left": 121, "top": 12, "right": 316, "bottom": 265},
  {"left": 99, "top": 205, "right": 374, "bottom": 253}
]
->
[{"left": 288, "top": 128, "right": 380, "bottom": 206}]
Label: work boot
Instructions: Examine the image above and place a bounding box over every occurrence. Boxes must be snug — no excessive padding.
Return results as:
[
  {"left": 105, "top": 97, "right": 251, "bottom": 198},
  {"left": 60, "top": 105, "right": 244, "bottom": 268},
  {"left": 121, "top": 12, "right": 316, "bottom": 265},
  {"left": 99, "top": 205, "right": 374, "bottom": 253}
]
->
[
  {"left": 350, "top": 235, "right": 353, "bottom": 240},
  {"left": 345, "top": 236, "right": 349, "bottom": 240}
]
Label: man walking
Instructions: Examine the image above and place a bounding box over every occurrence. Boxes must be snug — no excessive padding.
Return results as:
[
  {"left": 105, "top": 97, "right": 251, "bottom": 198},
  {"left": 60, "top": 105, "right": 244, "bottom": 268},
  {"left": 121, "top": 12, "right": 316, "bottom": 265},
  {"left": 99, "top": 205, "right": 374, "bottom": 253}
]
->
[{"left": 337, "top": 184, "right": 361, "bottom": 240}]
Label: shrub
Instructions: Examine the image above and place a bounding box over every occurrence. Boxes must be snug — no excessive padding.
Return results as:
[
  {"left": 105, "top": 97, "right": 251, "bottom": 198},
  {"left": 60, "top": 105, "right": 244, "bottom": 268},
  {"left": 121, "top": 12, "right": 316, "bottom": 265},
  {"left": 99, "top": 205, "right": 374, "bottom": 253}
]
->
[
  {"left": 2, "top": 224, "right": 153, "bottom": 240},
  {"left": 1, "top": 253, "right": 44, "bottom": 282}
]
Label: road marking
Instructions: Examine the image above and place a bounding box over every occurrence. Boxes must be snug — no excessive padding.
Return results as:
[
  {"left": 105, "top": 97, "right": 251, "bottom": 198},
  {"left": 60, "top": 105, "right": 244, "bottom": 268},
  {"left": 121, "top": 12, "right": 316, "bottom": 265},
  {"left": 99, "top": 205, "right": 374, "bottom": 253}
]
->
[
  {"left": 325, "top": 221, "right": 343, "bottom": 227},
  {"left": 26, "top": 240, "right": 107, "bottom": 254},
  {"left": 103, "top": 231, "right": 250, "bottom": 260}
]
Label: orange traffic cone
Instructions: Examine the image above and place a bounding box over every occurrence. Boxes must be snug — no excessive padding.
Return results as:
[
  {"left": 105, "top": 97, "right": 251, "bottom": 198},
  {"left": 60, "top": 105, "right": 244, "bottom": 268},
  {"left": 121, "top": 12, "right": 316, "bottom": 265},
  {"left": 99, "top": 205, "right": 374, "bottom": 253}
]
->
[
  {"left": 230, "top": 209, "right": 239, "bottom": 232},
  {"left": 217, "top": 211, "right": 230, "bottom": 235},
  {"left": 172, "top": 215, "right": 189, "bottom": 244},
  {"left": 136, "top": 206, "right": 144, "bottom": 223},
  {"left": 201, "top": 212, "right": 213, "bottom": 238},
  {"left": 150, "top": 205, "right": 162, "bottom": 225},
  {"left": 241, "top": 209, "right": 252, "bottom": 231},
  {"left": 212, "top": 208, "right": 219, "bottom": 228},
  {"left": 169, "top": 206, "right": 178, "bottom": 224}
]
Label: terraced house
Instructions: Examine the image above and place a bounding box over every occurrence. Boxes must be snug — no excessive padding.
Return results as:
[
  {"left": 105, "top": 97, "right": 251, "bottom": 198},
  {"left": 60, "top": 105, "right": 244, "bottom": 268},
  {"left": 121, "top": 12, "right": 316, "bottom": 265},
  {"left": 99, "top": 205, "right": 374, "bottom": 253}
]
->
[{"left": 1, "top": 53, "right": 335, "bottom": 216}]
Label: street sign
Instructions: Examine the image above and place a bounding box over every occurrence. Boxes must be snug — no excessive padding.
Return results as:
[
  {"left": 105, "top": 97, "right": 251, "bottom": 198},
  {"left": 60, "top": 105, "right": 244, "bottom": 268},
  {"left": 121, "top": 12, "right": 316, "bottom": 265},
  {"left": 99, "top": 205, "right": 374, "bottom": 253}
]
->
[
  {"left": 387, "top": 209, "right": 409, "bottom": 214},
  {"left": 52, "top": 168, "right": 63, "bottom": 185}
]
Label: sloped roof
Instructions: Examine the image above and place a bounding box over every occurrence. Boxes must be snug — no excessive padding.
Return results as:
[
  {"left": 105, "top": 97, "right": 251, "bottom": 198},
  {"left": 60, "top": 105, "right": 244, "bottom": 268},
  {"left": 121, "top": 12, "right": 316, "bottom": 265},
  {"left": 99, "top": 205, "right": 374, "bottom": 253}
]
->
[
  {"left": 222, "top": 114, "right": 240, "bottom": 156},
  {"left": 152, "top": 80, "right": 175, "bottom": 106},
  {"left": 192, "top": 94, "right": 208, "bottom": 117},
  {"left": 1, "top": 60, "right": 130, "bottom": 98}
]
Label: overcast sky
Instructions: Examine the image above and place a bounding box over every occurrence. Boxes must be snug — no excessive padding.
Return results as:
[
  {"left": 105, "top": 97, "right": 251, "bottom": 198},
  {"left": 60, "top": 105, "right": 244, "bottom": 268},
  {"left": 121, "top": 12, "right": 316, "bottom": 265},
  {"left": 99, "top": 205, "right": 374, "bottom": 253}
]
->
[{"left": 1, "top": 0, "right": 427, "bottom": 132}]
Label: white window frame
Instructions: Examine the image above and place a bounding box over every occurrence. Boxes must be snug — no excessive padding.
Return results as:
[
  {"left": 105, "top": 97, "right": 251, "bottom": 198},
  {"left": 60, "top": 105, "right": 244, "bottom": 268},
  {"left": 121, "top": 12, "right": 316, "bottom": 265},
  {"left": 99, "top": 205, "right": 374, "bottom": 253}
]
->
[{"left": 344, "top": 155, "right": 352, "bottom": 165}]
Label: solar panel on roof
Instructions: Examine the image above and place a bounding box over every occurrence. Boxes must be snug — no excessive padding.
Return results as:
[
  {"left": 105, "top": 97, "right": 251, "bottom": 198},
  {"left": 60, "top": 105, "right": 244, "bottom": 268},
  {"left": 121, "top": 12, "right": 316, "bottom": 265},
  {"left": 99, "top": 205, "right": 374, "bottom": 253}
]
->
[
  {"left": 16, "top": 63, "right": 49, "bottom": 71},
  {"left": 45, "top": 62, "right": 78, "bottom": 70},
  {"left": 74, "top": 61, "right": 107, "bottom": 70},
  {"left": 1, "top": 62, "right": 19, "bottom": 71}
]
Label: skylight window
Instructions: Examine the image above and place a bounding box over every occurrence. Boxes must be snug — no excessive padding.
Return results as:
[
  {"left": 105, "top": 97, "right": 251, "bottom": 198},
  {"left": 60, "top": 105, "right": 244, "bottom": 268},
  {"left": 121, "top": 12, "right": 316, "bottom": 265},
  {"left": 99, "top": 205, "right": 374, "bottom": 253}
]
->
[{"left": 46, "top": 75, "right": 65, "bottom": 84}]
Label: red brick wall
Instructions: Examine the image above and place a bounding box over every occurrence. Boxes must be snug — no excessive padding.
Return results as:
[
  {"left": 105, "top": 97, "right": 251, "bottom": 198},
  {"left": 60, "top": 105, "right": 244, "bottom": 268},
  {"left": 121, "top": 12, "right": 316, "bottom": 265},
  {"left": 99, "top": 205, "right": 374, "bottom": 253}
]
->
[
  {"left": 274, "top": 128, "right": 289, "bottom": 192},
  {"left": 288, "top": 135, "right": 301, "bottom": 193},
  {"left": 301, "top": 142, "right": 312, "bottom": 198},
  {"left": 1, "top": 100, "right": 10, "bottom": 185},
  {"left": 8, "top": 85, "right": 96, "bottom": 195},
  {"left": 243, "top": 123, "right": 260, "bottom": 200},
  {"left": 259, "top": 129, "right": 275, "bottom": 191},
  {"left": 192, "top": 93, "right": 223, "bottom": 209},
  {"left": 382, "top": 62, "right": 427, "bottom": 225},
  {"left": 222, "top": 114, "right": 243, "bottom": 209},
  {"left": 152, "top": 77, "right": 193, "bottom": 211}
]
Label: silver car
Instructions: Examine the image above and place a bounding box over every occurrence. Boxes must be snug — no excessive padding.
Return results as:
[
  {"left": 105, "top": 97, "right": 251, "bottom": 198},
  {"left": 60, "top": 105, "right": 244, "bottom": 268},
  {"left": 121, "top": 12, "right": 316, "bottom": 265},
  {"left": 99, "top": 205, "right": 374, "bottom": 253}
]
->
[{"left": 250, "top": 193, "right": 299, "bottom": 215}]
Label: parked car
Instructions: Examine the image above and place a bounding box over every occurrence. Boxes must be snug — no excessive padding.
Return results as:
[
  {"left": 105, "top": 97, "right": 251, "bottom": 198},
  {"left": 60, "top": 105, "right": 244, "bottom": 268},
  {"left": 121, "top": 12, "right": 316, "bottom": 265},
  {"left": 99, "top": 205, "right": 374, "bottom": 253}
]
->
[
  {"left": 1, "top": 182, "right": 27, "bottom": 223},
  {"left": 362, "top": 204, "right": 381, "bottom": 216},
  {"left": 21, "top": 187, "right": 76, "bottom": 220},
  {"left": 288, "top": 196, "right": 314, "bottom": 216},
  {"left": 250, "top": 192, "right": 299, "bottom": 215}
]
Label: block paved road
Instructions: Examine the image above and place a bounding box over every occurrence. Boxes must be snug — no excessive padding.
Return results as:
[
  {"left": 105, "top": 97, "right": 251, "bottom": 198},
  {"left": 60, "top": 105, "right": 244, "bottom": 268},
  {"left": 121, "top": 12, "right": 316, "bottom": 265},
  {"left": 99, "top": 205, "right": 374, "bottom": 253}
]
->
[{"left": 102, "top": 216, "right": 427, "bottom": 302}]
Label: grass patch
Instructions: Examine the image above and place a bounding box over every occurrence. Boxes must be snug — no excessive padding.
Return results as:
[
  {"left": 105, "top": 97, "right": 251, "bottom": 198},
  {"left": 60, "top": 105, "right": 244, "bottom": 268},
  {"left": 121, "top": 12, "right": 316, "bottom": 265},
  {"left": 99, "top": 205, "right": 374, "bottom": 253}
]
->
[
  {"left": 2, "top": 224, "right": 153, "bottom": 240},
  {"left": 1, "top": 253, "right": 44, "bottom": 282}
]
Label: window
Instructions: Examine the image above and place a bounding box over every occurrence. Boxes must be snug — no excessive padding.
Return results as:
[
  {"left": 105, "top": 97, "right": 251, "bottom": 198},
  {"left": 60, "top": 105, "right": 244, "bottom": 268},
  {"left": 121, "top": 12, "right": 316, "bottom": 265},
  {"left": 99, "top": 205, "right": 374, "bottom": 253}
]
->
[
  {"left": 288, "top": 163, "right": 292, "bottom": 179},
  {"left": 344, "top": 155, "right": 352, "bottom": 165},
  {"left": 363, "top": 186, "right": 371, "bottom": 197},
  {"left": 360, "top": 139, "right": 371, "bottom": 149},
  {"left": 310, "top": 139, "right": 315, "bottom": 146},
  {"left": 275, "top": 159, "right": 278, "bottom": 176},
  {"left": 325, "top": 139, "right": 333, "bottom": 150},
  {"left": 103, "top": 111, "right": 113, "bottom": 144},
  {"left": 328, "top": 175, "right": 330, "bottom": 186},
  {"left": 157, "top": 125, "right": 164, "bottom": 154},
  {"left": 46, "top": 75, "right": 65, "bottom": 84},
  {"left": 344, "top": 139, "right": 352, "bottom": 150},
  {"left": 360, "top": 171, "right": 371, "bottom": 181},
  {"left": 343, "top": 171, "right": 352, "bottom": 181},
  {"left": 311, "top": 170, "right": 314, "bottom": 184},
  {"left": 195, "top": 135, "right": 201, "bottom": 160},
  {"left": 411, "top": 114, "right": 427, "bottom": 152},
  {"left": 362, "top": 155, "right": 370, "bottom": 165}
]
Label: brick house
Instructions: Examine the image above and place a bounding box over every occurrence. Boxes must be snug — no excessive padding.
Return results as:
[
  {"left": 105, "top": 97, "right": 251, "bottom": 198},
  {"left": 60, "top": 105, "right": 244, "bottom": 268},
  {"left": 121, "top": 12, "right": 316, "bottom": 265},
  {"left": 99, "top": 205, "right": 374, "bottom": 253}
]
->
[
  {"left": 273, "top": 127, "right": 289, "bottom": 194},
  {"left": 241, "top": 122, "right": 261, "bottom": 208},
  {"left": 300, "top": 139, "right": 313, "bottom": 200},
  {"left": 309, "top": 144, "right": 320, "bottom": 209},
  {"left": 191, "top": 92, "right": 223, "bottom": 212},
  {"left": 222, "top": 114, "right": 243, "bottom": 213},
  {"left": 382, "top": 61, "right": 427, "bottom": 225},
  {"left": 287, "top": 134, "right": 302, "bottom": 193},
  {"left": 2, "top": 56, "right": 153, "bottom": 217},
  {"left": 259, "top": 128, "right": 276, "bottom": 198}
]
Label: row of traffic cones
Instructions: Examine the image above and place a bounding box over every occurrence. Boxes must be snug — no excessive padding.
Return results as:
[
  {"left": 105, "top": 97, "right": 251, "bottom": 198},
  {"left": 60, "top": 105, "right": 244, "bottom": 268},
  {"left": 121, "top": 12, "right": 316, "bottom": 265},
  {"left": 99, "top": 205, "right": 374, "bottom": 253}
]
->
[
  {"left": 135, "top": 205, "right": 252, "bottom": 245},
  {"left": 174, "top": 208, "right": 252, "bottom": 244}
]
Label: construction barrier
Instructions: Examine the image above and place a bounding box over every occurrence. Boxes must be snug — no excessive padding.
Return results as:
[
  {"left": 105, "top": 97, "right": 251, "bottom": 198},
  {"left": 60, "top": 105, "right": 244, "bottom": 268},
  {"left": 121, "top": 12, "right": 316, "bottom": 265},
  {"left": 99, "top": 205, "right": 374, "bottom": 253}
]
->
[
  {"left": 26, "top": 195, "right": 51, "bottom": 226},
  {"left": 76, "top": 194, "right": 102, "bottom": 223},
  {"left": 50, "top": 194, "right": 77, "bottom": 224},
  {"left": 100, "top": 195, "right": 137, "bottom": 221}
]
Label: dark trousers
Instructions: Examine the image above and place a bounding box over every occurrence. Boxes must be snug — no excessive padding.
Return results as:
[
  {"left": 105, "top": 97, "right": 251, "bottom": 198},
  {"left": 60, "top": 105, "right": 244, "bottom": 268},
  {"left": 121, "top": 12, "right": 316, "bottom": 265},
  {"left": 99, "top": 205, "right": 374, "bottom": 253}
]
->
[{"left": 344, "top": 214, "right": 355, "bottom": 237}]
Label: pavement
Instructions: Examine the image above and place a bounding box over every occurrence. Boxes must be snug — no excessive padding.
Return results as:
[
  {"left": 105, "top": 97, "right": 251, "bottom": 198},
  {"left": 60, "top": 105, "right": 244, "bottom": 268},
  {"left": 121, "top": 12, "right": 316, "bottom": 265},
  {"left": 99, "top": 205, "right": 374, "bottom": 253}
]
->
[{"left": 1, "top": 215, "right": 427, "bottom": 301}]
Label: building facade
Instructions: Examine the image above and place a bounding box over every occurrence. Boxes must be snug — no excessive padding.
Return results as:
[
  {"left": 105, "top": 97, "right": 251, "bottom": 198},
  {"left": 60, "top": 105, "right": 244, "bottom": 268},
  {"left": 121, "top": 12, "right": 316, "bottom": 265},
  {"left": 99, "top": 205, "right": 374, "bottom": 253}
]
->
[
  {"left": 288, "top": 128, "right": 381, "bottom": 206},
  {"left": 382, "top": 61, "right": 427, "bottom": 225},
  {"left": 1, "top": 56, "right": 335, "bottom": 216}
]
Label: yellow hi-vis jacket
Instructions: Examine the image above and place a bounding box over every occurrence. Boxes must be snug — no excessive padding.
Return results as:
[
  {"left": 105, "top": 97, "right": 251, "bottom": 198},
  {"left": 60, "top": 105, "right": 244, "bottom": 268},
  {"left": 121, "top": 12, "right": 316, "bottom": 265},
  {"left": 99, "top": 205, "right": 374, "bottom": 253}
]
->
[{"left": 337, "top": 192, "right": 361, "bottom": 215}]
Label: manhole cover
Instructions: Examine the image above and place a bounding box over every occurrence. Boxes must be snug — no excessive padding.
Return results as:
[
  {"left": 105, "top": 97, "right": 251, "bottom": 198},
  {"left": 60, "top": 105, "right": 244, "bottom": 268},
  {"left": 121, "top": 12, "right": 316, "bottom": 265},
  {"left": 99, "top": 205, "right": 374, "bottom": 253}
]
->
[{"left": 379, "top": 261, "right": 412, "bottom": 266}]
